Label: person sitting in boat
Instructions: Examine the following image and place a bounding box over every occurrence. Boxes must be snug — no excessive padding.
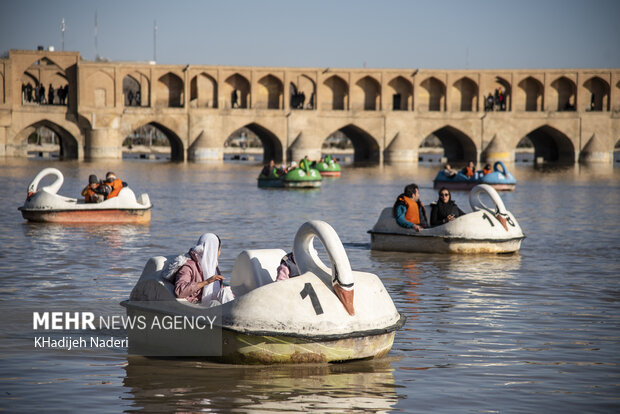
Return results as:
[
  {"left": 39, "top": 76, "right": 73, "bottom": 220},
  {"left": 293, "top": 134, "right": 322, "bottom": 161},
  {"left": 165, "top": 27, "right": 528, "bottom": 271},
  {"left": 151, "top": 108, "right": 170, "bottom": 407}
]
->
[
  {"left": 104, "top": 172, "right": 123, "bottom": 199},
  {"left": 442, "top": 163, "right": 457, "bottom": 178},
  {"left": 461, "top": 161, "right": 476, "bottom": 179},
  {"left": 276, "top": 252, "right": 301, "bottom": 281},
  {"left": 392, "top": 183, "right": 428, "bottom": 232},
  {"left": 482, "top": 163, "right": 492, "bottom": 175},
  {"left": 260, "top": 160, "right": 279, "bottom": 177},
  {"left": 174, "top": 233, "right": 234, "bottom": 306},
  {"left": 299, "top": 155, "right": 311, "bottom": 170},
  {"left": 80, "top": 174, "right": 105, "bottom": 203},
  {"left": 430, "top": 187, "right": 465, "bottom": 227}
]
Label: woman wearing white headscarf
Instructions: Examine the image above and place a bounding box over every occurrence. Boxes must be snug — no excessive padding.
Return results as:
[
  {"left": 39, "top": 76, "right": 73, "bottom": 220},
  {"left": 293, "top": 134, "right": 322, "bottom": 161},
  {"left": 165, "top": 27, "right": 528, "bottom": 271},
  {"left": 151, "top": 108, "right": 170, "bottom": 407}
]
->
[{"left": 174, "top": 233, "right": 234, "bottom": 306}]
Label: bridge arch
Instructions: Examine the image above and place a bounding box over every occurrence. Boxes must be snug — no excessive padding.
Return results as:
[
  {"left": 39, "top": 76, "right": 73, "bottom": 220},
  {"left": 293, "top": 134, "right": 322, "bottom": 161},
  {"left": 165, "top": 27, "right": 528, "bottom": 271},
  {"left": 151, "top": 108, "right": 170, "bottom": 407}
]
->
[
  {"left": 224, "top": 123, "right": 283, "bottom": 163},
  {"left": 519, "top": 76, "right": 544, "bottom": 111},
  {"left": 453, "top": 77, "right": 478, "bottom": 111},
  {"left": 518, "top": 125, "right": 575, "bottom": 163},
  {"left": 324, "top": 124, "right": 380, "bottom": 164},
  {"left": 583, "top": 76, "right": 610, "bottom": 111},
  {"left": 87, "top": 70, "right": 115, "bottom": 108},
  {"left": 420, "top": 77, "right": 446, "bottom": 111},
  {"left": 12, "top": 119, "right": 80, "bottom": 159},
  {"left": 551, "top": 76, "right": 576, "bottom": 111},
  {"left": 388, "top": 76, "right": 412, "bottom": 111},
  {"left": 421, "top": 125, "right": 477, "bottom": 163},
  {"left": 156, "top": 72, "right": 183, "bottom": 108},
  {"left": 225, "top": 73, "right": 250, "bottom": 109},
  {"left": 190, "top": 72, "right": 217, "bottom": 108},
  {"left": 257, "top": 75, "right": 283, "bottom": 109},
  {"left": 125, "top": 121, "right": 184, "bottom": 161},
  {"left": 356, "top": 76, "right": 381, "bottom": 111},
  {"left": 21, "top": 57, "right": 68, "bottom": 105},
  {"left": 492, "top": 76, "right": 512, "bottom": 111},
  {"left": 123, "top": 71, "right": 149, "bottom": 107},
  {"left": 123, "top": 75, "right": 139, "bottom": 107},
  {"left": 289, "top": 74, "right": 315, "bottom": 110},
  {"left": 323, "top": 75, "right": 348, "bottom": 110}
]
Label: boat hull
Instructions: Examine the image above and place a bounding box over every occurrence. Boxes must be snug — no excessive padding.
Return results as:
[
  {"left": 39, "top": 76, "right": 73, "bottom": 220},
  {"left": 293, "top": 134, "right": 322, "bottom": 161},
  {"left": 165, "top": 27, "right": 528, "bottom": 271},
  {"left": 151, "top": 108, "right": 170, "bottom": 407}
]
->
[
  {"left": 434, "top": 180, "right": 515, "bottom": 192},
  {"left": 257, "top": 178, "right": 285, "bottom": 188},
  {"left": 19, "top": 208, "right": 151, "bottom": 224},
  {"left": 369, "top": 231, "right": 523, "bottom": 254},
  {"left": 369, "top": 186, "right": 525, "bottom": 254},
  {"left": 283, "top": 180, "right": 322, "bottom": 188},
  {"left": 122, "top": 301, "right": 399, "bottom": 363}
]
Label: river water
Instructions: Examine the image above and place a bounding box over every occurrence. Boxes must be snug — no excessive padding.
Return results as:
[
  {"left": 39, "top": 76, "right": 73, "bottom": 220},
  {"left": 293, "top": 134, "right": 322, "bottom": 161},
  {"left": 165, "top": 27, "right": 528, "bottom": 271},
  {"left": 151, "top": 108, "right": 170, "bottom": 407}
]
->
[{"left": 0, "top": 159, "right": 618, "bottom": 413}]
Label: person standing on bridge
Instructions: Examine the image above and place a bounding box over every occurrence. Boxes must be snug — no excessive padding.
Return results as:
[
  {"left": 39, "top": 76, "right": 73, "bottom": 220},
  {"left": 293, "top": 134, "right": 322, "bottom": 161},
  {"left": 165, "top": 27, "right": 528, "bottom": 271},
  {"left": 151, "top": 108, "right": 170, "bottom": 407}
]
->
[
  {"left": 231, "top": 89, "right": 239, "bottom": 108},
  {"left": 48, "top": 84, "right": 54, "bottom": 105}
]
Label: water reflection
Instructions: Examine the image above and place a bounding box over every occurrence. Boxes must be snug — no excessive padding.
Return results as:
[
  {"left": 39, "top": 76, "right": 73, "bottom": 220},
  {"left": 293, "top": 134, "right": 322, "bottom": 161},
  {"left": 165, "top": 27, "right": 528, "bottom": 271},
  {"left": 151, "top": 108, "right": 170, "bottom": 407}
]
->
[
  {"left": 123, "top": 357, "right": 399, "bottom": 412},
  {"left": 22, "top": 223, "right": 151, "bottom": 252}
]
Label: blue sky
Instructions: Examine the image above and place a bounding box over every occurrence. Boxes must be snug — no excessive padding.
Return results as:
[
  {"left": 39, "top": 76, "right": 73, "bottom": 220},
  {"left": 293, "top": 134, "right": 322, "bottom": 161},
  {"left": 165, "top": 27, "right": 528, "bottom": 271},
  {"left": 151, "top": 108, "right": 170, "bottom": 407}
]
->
[{"left": 1, "top": 0, "right": 619, "bottom": 69}]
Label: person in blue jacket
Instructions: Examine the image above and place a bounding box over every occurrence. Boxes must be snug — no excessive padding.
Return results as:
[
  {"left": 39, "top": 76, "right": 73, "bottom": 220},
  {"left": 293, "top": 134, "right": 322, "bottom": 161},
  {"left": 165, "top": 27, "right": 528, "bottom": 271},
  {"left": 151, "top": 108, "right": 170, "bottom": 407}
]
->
[{"left": 392, "top": 183, "right": 428, "bottom": 232}]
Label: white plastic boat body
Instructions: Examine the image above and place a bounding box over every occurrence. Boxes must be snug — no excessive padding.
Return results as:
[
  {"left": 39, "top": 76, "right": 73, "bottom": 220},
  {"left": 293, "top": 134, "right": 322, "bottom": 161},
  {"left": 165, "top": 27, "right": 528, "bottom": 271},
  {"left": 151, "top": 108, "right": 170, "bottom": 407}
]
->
[
  {"left": 18, "top": 168, "right": 152, "bottom": 223},
  {"left": 122, "top": 221, "right": 404, "bottom": 363},
  {"left": 369, "top": 184, "right": 525, "bottom": 254}
]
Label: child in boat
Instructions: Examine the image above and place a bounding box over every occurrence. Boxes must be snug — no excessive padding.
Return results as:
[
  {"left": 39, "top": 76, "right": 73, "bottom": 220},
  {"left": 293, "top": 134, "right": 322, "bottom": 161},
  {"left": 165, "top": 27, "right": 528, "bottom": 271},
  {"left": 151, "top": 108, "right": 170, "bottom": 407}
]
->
[
  {"left": 430, "top": 187, "right": 465, "bottom": 226},
  {"left": 80, "top": 174, "right": 105, "bottom": 203},
  {"left": 276, "top": 252, "right": 300, "bottom": 281}
]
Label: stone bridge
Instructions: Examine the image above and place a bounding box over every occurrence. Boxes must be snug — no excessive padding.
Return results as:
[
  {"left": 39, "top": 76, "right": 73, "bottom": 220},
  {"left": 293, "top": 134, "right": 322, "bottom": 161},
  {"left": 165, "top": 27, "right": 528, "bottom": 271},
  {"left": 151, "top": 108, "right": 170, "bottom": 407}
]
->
[{"left": 1, "top": 49, "right": 619, "bottom": 164}]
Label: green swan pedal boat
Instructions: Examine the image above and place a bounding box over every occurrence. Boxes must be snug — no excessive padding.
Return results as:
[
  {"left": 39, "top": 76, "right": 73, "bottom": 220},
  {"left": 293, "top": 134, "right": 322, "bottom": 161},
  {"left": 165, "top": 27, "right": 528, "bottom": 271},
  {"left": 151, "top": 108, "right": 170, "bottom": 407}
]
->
[
  {"left": 314, "top": 155, "right": 341, "bottom": 177},
  {"left": 257, "top": 162, "right": 322, "bottom": 188}
]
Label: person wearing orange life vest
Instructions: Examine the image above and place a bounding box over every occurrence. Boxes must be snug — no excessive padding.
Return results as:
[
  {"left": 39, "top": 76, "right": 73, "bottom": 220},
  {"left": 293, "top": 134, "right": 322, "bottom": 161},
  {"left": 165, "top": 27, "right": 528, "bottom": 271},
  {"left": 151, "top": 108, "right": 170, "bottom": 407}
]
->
[
  {"left": 461, "top": 160, "right": 476, "bottom": 179},
  {"left": 81, "top": 174, "right": 105, "bottom": 203},
  {"left": 104, "top": 171, "right": 123, "bottom": 199},
  {"left": 392, "top": 183, "right": 428, "bottom": 232},
  {"left": 482, "top": 163, "right": 492, "bottom": 175}
]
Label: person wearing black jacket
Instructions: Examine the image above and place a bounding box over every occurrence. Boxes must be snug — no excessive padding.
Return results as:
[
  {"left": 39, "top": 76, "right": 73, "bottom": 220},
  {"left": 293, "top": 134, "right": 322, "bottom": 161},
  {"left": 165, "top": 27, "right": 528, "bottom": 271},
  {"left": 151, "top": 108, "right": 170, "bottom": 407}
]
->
[{"left": 430, "top": 187, "right": 465, "bottom": 227}]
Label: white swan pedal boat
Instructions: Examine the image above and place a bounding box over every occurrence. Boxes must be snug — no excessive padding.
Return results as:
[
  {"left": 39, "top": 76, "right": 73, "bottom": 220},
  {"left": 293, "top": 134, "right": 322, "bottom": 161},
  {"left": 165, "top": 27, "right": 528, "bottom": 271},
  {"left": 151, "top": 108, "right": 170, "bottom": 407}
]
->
[
  {"left": 121, "top": 220, "right": 405, "bottom": 363},
  {"left": 369, "top": 184, "right": 525, "bottom": 254},
  {"left": 18, "top": 168, "right": 152, "bottom": 223}
]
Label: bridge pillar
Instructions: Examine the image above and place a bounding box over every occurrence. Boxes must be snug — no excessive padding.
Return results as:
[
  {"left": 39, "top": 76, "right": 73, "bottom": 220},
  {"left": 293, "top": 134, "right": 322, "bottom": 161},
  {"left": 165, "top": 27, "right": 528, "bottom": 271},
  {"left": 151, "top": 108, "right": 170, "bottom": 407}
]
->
[
  {"left": 483, "top": 137, "right": 513, "bottom": 164},
  {"left": 287, "top": 131, "right": 322, "bottom": 163},
  {"left": 0, "top": 127, "right": 7, "bottom": 157},
  {"left": 85, "top": 128, "right": 122, "bottom": 159},
  {"left": 384, "top": 133, "right": 418, "bottom": 164},
  {"left": 188, "top": 131, "right": 223, "bottom": 161},
  {"left": 580, "top": 135, "right": 614, "bottom": 163},
  {"left": 289, "top": 147, "right": 322, "bottom": 163}
]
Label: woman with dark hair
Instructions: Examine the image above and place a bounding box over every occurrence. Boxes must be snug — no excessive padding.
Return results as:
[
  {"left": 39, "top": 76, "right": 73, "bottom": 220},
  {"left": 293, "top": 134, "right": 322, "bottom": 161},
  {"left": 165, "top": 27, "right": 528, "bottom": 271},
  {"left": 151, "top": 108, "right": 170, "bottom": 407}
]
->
[{"left": 430, "top": 187, "right": 465, "bottom": 227}]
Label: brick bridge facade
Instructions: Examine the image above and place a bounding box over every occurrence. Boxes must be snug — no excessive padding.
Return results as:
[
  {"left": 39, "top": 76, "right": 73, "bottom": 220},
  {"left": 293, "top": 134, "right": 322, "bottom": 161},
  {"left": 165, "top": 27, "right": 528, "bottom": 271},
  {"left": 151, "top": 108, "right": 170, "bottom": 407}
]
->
[{"left": 1, "top": 49, "right": 618, "bottom": 164}]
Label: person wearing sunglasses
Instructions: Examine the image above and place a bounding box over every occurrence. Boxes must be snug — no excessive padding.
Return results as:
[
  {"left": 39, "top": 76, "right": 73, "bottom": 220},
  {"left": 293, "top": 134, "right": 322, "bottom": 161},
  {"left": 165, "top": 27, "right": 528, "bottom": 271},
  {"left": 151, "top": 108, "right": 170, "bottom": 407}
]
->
[{"left": 430, "top": 187, "right": 465, "bottom": 227}]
